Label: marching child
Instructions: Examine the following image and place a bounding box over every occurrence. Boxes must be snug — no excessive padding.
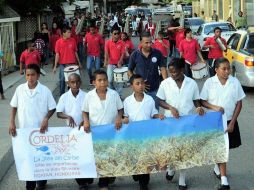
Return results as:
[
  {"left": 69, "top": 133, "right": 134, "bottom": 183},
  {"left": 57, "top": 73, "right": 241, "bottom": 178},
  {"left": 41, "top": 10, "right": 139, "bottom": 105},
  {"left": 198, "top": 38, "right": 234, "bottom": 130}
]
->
[
  {"left": 200, "top": 57, "right": 245, "bottom": 190},
  {"left": 20, "top": 41, "right": 41, "bottom": 75},
  {"left": 82, "top": 69, "right": 123, "bottom": 190},
  {"left": 156, "top": 57, "right": 204, "bottom": 190},
  {"left": 9, "top": 64, "right": 56, "bottom": 190},
  {"left": 123, "top": 74, "right": 165, "bottom": 190},
  {"left": 56, "top": 73, "right": 93, "bottom": 190}
]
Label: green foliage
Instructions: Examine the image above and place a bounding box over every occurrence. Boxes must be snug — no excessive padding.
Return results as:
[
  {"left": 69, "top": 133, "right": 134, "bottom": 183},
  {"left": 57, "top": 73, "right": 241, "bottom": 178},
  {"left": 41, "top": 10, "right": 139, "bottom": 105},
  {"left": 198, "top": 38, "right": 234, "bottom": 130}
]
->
[
  {"left": 7, "top": 0, "right": 75, "bottom": 15},
  {"left": 0, "top": 0, "right": 5, "bottom": 14}
]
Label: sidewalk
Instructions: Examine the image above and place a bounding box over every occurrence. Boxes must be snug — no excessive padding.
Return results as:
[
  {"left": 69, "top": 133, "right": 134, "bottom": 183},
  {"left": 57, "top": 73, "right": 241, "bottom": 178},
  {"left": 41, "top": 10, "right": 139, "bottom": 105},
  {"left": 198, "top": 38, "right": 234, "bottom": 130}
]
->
[{"left": 0, "top": 65, "right": 59, "bottom": 181}]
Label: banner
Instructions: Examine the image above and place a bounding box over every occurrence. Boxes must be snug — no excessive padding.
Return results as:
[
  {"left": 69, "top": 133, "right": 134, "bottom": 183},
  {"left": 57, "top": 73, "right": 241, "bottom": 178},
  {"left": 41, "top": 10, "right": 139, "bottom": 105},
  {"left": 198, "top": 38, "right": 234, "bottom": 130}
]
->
[
  {"left": 12, "top": 112, "right": 228, "bottom": 180},
  {"left": 12, "top": 128, "right": 97, "bottom": 181}
]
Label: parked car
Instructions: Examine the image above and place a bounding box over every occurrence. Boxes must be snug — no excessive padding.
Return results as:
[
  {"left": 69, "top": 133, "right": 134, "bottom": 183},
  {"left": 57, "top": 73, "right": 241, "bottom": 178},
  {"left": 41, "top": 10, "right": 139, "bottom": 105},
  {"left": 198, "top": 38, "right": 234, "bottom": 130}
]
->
[
  {"left": 125, "top": 7, "right": 152, "bottom": 16},
  {"left": 223, "top": 28, "right": 254, "bottom": 87},
  {"left": 194, "top": 22, "right": 236, "bottom": 51},
  {"left": 183, "top": 17, "right": 204, "bottom": 33}
]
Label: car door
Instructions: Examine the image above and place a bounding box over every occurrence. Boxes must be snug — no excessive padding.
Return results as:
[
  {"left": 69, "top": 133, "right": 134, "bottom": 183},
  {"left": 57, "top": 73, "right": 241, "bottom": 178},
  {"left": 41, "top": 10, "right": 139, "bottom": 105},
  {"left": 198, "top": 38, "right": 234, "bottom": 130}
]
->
[{"left": 224, "top": 33, "right": 241, "bottom": 63}]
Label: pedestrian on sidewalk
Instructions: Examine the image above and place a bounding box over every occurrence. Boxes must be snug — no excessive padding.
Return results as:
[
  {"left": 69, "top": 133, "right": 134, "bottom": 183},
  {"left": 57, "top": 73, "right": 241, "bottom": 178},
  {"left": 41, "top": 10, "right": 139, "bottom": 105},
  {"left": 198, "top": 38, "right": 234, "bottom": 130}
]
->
[
  {"left": 40, "top": 23, "right": 50, "bottom": 65},
  {"left": 104, "top": 24, "right": 125, "bottom": 97},
  {"left": 53, "top": 26, "right": 82, "bottom": 95},
  {"left": 56, "top": 73, "right": 94, "bottom": 190},
  {"left": 128, "top": 32, "right": 167, "bottom": 110},
  {"left": 200, "top": 58, "right": 245, "bottom": 190},
  {"left": 82, "top": 70, "right": 123, "bottom": 190},
  {"left": 9, "top": 63, "right": 56, "bottom": 190},
  {"left": 123, "top": 74, "right": 165, "bottom": 190},
  {"left": 156, "top": 58, "right": 204, "bottom": 190},
  {"left": 20, "top": 41, "right": 41, "bottom": 75},
  {"left": 33, "top": 31, "right": 46, "bottom": 67},
  {"left": 84, "top": 23, "right": 104, "bottom": 85},
  {"left": 0, "top": 50, "right": 6, "bottom": 99}
]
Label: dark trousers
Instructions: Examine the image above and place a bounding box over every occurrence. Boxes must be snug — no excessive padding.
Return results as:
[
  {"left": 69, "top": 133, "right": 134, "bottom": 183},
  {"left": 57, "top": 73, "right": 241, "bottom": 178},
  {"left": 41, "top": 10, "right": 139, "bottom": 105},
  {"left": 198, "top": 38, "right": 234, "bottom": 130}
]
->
[
  {"left": 133, "top": 174, "right": 150, "bottom": 186},
  {"left": 184, "top": 62, "right": 193, "bottom": 78},
  {"left": 0, "top": 72, "right": 3, "bottom": 94},
  {"left": 98, "top": 177, "right": 116, "bottom": 188},
  {"left": 169, "top": 40, "right": 176, "bottom": 57},
  {"left": 208, "top": 58, "right": 216, "bottom": 77},
  {"left": 76, "top": 178, "right": 93, "bottom": 187},
  {"left": 26, "top": 180, "right": 47, "bottom": 190}
]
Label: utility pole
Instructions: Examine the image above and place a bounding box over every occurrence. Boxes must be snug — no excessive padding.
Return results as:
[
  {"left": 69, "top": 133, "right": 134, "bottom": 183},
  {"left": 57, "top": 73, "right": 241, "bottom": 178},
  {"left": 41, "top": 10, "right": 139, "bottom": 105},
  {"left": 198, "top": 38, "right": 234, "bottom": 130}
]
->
[
  {"left": 90, "top": 0, "right": 94, "bottom": 17},
  {"left": 103, "top": 0, "right": 107, "bottom": 14}
]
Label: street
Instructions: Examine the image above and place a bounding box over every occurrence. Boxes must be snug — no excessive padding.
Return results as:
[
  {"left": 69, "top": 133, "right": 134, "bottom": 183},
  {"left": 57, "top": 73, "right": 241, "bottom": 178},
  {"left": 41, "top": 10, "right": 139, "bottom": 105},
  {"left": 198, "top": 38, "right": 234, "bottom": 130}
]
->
[{"left": 0, "top": 37, "right": 254, "bottom": 190}]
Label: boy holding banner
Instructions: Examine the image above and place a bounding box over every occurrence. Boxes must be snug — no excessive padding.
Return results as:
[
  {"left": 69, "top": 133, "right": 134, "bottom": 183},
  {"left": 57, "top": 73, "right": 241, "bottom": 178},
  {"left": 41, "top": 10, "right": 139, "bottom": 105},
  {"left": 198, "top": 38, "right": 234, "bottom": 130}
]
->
[
  {"left": 200, "top": 57, "right": 245, "bottom": 190},
  {"left": 9, "top": 64, "right": 56, "bottom": 190},
  {"left": 82, "top": 69, "right": 123, "bottom": 190},
  {"left": 123, "top": 74, "right": 165, "bottom": 190},
  {"left": 56, "top": 73, "right": 93, "bottom": 190},
  {"left": 156, "top": 58, "right": 204, "bottom": 190}
]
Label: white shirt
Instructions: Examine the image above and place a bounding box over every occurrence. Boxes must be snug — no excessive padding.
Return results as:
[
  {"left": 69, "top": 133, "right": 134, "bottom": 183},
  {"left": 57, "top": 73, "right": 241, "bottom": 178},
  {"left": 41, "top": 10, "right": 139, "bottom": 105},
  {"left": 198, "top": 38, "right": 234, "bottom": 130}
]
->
[
  {"left": 156, "top": 76, "right": 200, "bottom": 117},
  {"left": 200, "top": 75, "right": 245, "bottom": 120},
  {"left": 82, "top": 88, "right": 123, "bottom": 126},
  {"left": 10, "top": 82, "right": 56, "bottom": 128},
  {"left": 123, "top": 93, "right": 158, "bottom": 122},
  {"left": 56, "top": 89, "right": 86, "bottom": 125}
]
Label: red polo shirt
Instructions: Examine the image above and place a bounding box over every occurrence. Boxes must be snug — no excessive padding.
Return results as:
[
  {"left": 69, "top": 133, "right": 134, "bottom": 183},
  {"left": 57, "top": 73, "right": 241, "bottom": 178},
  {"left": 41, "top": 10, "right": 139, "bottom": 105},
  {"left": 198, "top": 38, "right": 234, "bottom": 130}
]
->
[
  {"left": 204, "top": 36, "right": 227, "bottom": 59},
  {"left": 105, "top": 39, "right": 125, "bottom": 64},
  {"left": 152, "top": 39, "right": 170, "bottom": 57},
  {"left": 55, "top": 37, "right": 77, "bottom": 64},
  {"left": 20, "top": 50, "right": 41, "bottom": 65},
  {"left": 179, "top": 38, "right": 200, "bottom": 65},
  {"left": 123, "top": 39, "right": 134, "bottom": 52},
  {"left": 84, "top": 32, "right": 104, "bottom": 57},
  {"left": 175, "top": 30, "right": 185, "bottom": 49}
]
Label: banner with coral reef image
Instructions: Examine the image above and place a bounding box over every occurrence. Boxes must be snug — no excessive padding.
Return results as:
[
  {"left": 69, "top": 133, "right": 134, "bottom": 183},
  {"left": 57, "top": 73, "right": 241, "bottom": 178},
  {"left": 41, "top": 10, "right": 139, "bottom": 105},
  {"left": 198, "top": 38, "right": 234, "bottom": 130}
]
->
[{"left": 92, "top": 111, "right": 229, "bottom": 177}]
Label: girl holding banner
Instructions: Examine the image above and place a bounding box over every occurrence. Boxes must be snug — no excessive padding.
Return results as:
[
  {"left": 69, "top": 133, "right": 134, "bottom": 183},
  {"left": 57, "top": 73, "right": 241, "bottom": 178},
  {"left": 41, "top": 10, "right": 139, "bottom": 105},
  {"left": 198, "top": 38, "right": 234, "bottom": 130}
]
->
[
  {"left": 200, "top": 57, "right": 245, "bottom": 190},
  {"left": 156, "top": 57, "right": 204, "bottom": 190}
]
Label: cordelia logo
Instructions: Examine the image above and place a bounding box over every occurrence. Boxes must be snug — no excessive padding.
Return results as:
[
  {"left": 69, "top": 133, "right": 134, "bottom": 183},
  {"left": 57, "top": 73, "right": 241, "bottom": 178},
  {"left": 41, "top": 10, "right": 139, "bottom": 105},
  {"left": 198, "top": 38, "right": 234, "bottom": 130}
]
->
[{"left": 29, "top": 130, "right": 78, "bottom": 155}]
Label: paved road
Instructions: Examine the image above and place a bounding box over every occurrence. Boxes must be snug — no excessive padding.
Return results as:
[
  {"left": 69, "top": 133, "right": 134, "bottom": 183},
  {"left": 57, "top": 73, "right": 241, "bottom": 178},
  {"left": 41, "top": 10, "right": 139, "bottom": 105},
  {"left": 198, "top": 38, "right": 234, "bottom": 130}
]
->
[{"left": 0, "top": 37, "right": 254, "bottom": 190}]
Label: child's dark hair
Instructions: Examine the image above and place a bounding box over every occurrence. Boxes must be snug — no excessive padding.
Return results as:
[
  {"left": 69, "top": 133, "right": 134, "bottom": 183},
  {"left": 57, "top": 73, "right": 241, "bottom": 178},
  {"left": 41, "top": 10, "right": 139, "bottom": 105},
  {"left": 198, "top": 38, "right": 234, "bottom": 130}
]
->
[
  {"left": 62, "top": 26, "right": 71, "bottom": 34},
  {"left": 68, "top": 73, "right": 81, "bottom": 82},
  {"left": 214, "top": 57, "right": 230, "bottom": 68},
  {"left": 111, "top": 23, "right": 121, "bottom": 33},
  {"left": 158, "top": 31, "right": 164, "bottom": 36},
  {"left": 93, "top": 69, "right": 108, "bottom": 81},
  {"left": 34, "top": 31, "right": 42, "bottom": 39},
  {"left": 129, "top": 74, "right": 143, "bottom": 85},
  {"left": 214, "top": 27, "right": 222, "bottom": 33},
  {"left": 141, "top": 31, "right": 151, "bottom": 39},
  {"left": 168, "top": 57, "right": 185, "bottom": 70},
  {"left": 122, "top": 32, "right": 129, "bottom": 40},
  {"left": 27, "top": 41, "right": 35, "bottom": 48},
  {"left": 26, "top": 64, "right": 41, "bottom": 74},
  {"left": 184, "top": 28, "right": 192, "bottom": 37}
]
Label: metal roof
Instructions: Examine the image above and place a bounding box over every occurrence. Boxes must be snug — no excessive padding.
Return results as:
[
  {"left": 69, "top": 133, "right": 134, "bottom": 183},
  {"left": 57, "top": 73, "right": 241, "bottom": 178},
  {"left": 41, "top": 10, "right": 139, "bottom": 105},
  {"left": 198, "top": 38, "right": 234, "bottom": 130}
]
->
[{"left": 0, "top": 5, "right": 20, "bottom": 23}]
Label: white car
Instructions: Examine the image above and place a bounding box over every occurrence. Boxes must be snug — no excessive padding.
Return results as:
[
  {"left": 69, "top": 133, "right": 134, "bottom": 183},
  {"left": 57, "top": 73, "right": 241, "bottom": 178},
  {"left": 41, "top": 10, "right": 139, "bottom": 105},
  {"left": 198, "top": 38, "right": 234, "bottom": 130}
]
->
[
  {"left": 183, "top": 17, "right": 205, "bottom": 33},
  {"left": 194, "top": 22, "right": 236, "bottom": 51}
]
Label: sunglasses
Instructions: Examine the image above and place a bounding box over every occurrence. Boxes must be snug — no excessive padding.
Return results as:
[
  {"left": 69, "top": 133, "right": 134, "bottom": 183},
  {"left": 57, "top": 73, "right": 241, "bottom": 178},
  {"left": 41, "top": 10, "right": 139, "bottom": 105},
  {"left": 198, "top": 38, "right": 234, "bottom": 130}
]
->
[{"left": 113, "top": 32, "right": 119, "bottom": 35}]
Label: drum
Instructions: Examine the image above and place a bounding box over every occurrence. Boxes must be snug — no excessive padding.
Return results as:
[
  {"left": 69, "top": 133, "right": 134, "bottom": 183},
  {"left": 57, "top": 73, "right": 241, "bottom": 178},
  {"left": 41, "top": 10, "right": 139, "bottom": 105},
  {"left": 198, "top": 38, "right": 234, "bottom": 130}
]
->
[
  {"left": 191, "top": 62, "right": 208, "bottom": 79},
  {"left": 113, "top": 67, "right": 129, "bottom": 83},
  {"left": 64, "top": 65, "right": 80, "bottom": 81}
]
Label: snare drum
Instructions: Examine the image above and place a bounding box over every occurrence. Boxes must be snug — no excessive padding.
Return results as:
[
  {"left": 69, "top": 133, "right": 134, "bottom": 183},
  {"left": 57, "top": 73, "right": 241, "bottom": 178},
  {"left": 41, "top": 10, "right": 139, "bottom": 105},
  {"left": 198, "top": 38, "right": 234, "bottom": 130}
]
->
[
  {"left": 113, "top": 67, "right": 128, "bottom": 83},
  {"left": 191, "top": 62, "right": 208, "bottom": 79},
  {"left": 64, "top": 65, "right": 80, "bottom": 81}
]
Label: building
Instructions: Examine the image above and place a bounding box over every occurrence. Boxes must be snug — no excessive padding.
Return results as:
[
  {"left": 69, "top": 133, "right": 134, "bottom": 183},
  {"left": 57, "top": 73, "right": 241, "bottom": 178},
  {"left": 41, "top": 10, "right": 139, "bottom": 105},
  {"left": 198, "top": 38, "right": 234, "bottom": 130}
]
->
[
  {"left": 193, "top": 0, "right": 254, "bottom": 25},
  {"left": 0, "top": 5, "right": 20, "bottom": 71}
]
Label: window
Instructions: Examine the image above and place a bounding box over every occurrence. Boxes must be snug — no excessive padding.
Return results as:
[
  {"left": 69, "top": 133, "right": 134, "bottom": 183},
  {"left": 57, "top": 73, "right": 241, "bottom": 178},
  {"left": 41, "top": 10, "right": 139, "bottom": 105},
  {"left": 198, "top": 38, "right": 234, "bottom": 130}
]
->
[
  {"left": 228, "top": 33, "right": 241, "bottom": 50},
  {"left": 204, "top": 23, "right": 236, "bottom": 35},
  {"left": 244, "top": 34, "right": 254, "bottom": 54}
]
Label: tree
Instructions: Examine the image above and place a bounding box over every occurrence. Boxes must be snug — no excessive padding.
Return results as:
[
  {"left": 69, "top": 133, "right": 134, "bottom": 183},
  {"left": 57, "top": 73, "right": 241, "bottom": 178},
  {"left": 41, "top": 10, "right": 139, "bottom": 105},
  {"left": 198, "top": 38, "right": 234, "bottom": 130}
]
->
[{"left": 7, "top": 0, "right": 75, "bottom": 15}]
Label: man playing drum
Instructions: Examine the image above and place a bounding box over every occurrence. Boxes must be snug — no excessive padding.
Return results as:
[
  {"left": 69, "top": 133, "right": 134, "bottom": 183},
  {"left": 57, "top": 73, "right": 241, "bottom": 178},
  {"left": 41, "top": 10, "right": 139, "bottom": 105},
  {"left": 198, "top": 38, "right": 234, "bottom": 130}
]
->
[
  {"left": 203, "top": 27, "right": 227, "bottom": 77},
  {"left": 53, "top": 26, "right": 82, "bottom": 95}
]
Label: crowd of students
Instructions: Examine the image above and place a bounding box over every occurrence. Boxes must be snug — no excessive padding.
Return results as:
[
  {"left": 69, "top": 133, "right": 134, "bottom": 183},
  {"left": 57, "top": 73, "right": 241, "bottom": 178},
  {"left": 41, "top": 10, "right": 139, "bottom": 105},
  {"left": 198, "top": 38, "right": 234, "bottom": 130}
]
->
[{"left": 8, "top": 14, "right": 245, "bottom": 190}]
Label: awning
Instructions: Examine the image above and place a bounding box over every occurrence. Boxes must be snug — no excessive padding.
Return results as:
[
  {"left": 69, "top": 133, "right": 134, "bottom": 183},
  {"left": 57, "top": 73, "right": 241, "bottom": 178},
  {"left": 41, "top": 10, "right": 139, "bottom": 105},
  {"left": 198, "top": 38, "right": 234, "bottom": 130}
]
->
[{"left": 0, "top": 5, "right": 20, "bottom": 23}]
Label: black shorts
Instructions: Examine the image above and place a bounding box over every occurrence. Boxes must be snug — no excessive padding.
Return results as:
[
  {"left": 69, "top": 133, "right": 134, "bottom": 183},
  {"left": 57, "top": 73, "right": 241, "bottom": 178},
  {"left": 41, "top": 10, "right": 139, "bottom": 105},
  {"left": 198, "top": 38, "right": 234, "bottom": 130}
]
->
[{"left": 227, "top": 120, "right": 241, "bottom": 149}]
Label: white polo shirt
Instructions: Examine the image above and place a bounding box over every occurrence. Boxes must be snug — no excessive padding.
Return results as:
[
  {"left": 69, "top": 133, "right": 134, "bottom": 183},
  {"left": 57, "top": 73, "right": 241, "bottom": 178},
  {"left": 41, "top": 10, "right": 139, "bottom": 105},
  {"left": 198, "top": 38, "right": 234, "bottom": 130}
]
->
[
  {"left": 82, "top": 88, "right": 123, "bottom": 126},
  {"left": 123, "top": 93, "right": 158, "bottom": 122},
  {"left": 156, "top": 76, "right": 200, "bottom": 117},
  {"left": 10, "top": 82, "right": 56, "bottom": 128},
  {"left": 56, "top": 89, "right": 86, "bottom": 125},
  {"left": 200, "top": 75, "right": 245, "bottom": 121}
]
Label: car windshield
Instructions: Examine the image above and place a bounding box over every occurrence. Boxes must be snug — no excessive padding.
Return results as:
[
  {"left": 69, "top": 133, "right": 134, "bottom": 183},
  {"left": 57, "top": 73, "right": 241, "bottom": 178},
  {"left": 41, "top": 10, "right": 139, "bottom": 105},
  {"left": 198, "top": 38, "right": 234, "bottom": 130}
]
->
[
  {"left": 197, "top": 25, "right": 203, "bottom": 35},
  {"left": 245, "top": 34, "right": 254, "bottom": 54},
  {"left": 189, "top": 19, "right": 204, "bottom": 26},
  {"left": 204, "top": 23, "right": 236, "bottom": 35},
  {"left": 126, "top": 9, "right": 151, "bottom": 15}
]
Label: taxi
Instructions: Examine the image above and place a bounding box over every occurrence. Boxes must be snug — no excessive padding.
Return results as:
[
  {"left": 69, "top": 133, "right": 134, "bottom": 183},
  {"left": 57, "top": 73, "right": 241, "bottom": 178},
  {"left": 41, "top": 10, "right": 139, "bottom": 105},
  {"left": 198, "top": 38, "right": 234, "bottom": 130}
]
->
[{"left": 224, "top": 28, "right": 254, "bottom": 87}]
